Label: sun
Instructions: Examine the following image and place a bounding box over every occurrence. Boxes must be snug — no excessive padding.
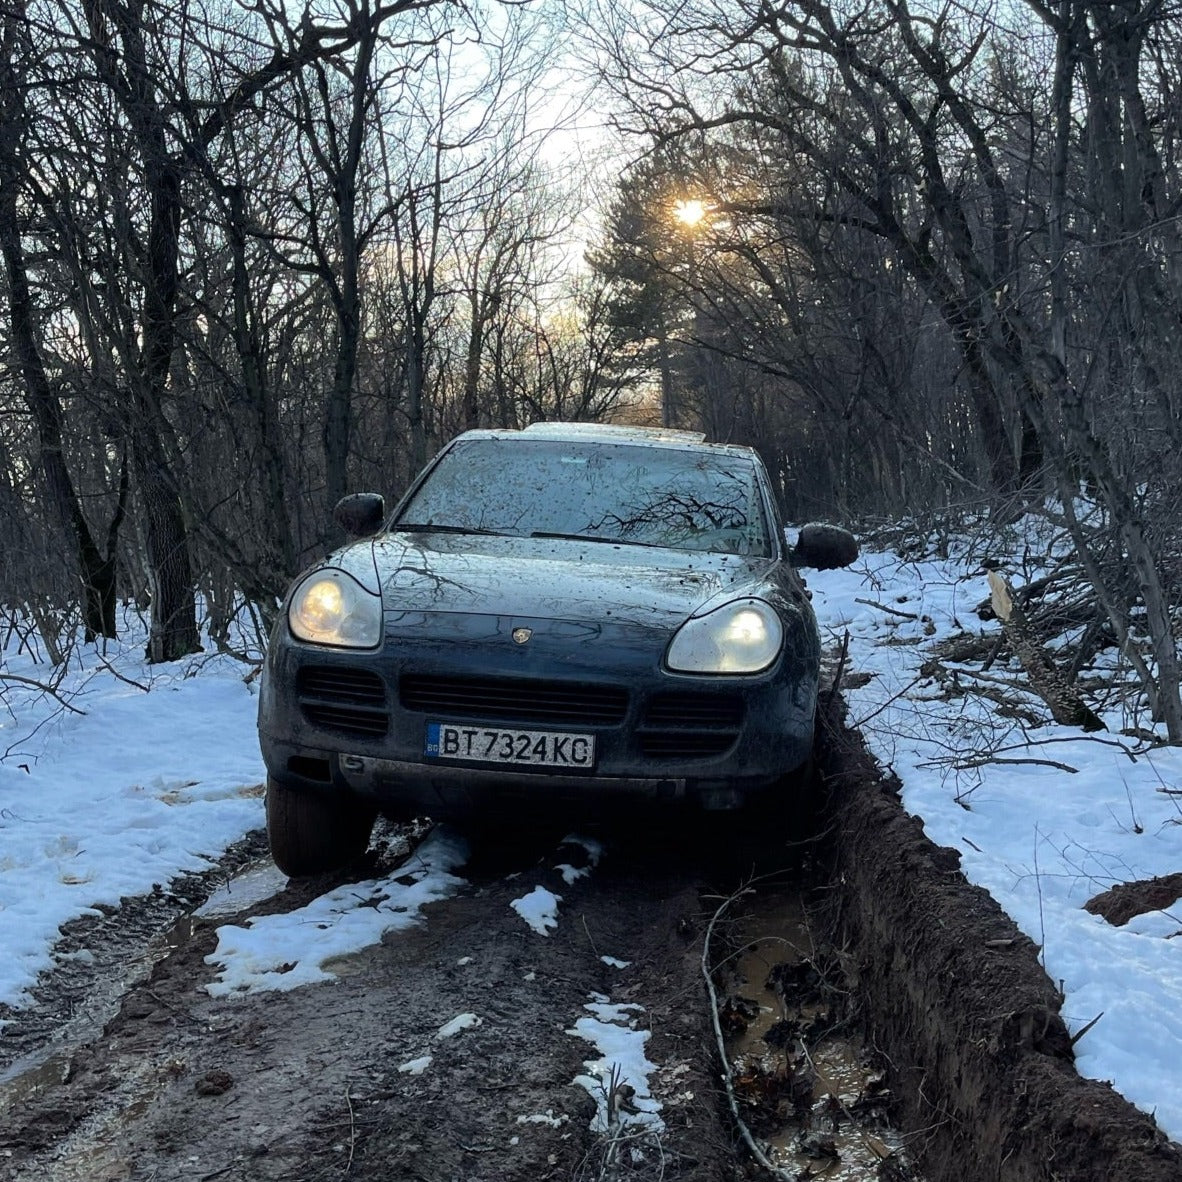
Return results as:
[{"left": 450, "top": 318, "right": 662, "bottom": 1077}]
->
[{"left": 673, "top": 198, "right": 707, "bottom": 227}]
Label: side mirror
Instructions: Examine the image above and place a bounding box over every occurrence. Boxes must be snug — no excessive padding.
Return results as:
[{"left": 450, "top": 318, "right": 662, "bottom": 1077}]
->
[
  {"left": 791, "top": 523, "right": 859, "bottom": 570},
  {"left": 334, "top": 492, "right": 386, "bottom": 539}
]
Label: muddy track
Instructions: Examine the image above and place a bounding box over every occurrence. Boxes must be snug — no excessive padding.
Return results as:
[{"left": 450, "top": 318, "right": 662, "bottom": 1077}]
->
[
  {"left": 1, "top": 702, "right": 1181, "bottom": 1182},
  {"left": 0, "top": 816, "right": 818, "bottom": 1182}
]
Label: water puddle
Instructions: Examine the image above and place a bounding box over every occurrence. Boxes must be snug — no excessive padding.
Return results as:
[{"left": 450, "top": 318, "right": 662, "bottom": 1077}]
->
[
  {"left": 194, "top": 861, "right": 290, "bottom": 920},
  {"left": 0, "top": 1050, "right": 73, "bottom": 1115},
  {"left": 716, "top": 889, "right": 921, "bottom": 1180}
]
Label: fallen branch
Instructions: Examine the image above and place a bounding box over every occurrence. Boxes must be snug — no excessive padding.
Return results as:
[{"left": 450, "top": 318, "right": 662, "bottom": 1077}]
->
[
  {"left": 1069, "top": 1011, "right": 1104, "bottom": 1048},
  {"left": 828, "top": 629, "right": 850, "bottom": 695},
  {"left": 945, "top": 756, "right": 1080, "bottom": 774},
  {"left": 0, "top": 673, "right": 87, "bottom": 715}
]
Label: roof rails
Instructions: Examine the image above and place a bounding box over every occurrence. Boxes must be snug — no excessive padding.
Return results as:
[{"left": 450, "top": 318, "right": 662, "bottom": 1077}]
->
[{"left": 522, "top": 421, "right": 708, "bottom": 444}]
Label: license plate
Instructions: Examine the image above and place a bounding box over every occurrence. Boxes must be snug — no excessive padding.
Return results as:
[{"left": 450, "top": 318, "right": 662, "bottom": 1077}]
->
[{"left": 425, "top": 722, "right": 595, "bottom": 769}]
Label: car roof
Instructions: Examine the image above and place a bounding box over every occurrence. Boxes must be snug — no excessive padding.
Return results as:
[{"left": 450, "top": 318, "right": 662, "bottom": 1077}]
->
[{"left": 451, "top": 421, "right": 760, "bottom": 457}]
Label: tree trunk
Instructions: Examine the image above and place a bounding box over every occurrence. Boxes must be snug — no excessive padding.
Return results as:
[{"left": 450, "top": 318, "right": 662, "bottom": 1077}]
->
[
  {"left": 988, "top": 571, "right": 1105, "bottom": 732},
  {"left": 0, "top": 16, "right": 121, "bottom": 640},
  {"left": 225, "top": 184, "right": 296, "bottom": 583}
]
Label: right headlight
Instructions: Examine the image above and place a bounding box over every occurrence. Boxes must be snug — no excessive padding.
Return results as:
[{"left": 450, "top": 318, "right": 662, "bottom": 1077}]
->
[
  {"left": 287, "top": 569, "right": 381, "bottom": 648},
  {"left": 665, "top": 598, "right": 783, "bottom": 674}
]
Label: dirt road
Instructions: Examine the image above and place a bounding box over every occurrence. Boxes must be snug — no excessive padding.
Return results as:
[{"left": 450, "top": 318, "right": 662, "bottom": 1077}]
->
[{"left": 0, "top": 820, "right": 818, "bottom": 1182}]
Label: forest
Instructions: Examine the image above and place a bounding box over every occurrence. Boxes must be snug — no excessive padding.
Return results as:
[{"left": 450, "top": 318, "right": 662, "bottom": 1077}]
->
[{"left": 2, "top": 0, "right": 1180, "bottom": 738}]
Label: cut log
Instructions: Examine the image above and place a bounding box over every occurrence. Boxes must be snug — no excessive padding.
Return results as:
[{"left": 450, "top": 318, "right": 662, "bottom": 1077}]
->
[{"left": 987, "top": 571, "right": 1106, "bottom": 732}]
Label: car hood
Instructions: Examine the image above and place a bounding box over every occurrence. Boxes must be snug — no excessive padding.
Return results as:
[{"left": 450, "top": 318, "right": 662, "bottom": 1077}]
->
[{"left": 333, "top": 531, "right": 776, "bottom": 629}]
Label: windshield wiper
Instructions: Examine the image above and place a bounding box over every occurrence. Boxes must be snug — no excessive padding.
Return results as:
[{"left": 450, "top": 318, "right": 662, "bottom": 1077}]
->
[
  {"left": 395, "top": 522, "right": 506, "bottom": 536},
  {"left": 529, "top": 530, "right": 660, "bottom": 548}
]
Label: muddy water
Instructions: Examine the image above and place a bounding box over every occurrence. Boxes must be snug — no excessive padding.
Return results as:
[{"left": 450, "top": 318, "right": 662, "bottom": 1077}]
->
[{"left": 721, "top": 888, "right": 918, "bottom": 1180}]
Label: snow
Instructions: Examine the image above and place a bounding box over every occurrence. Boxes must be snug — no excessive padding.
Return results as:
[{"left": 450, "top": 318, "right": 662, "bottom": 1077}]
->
[
  {"left": 398, "top": 1055, "right": 432, "bottom": 1075},
  {"left": 568, "top": 994, "right": 664, "bottom": 1133},
  {"left": 510, "top": 885, "right": 563, "bottom": 934},
  {"left": 436, "top": 1011, "right": 483, "bottom": 1038},
  {"left": 0, "top": 630, "right": 266, "bottom": 1012},
  {"left": 204, "top": 828, "right": 469, "bottom": 996},
  {"left": 3, "top": 526, "right": 1182, "bottom": 1140},
  {"left": 556, "top": 833, "right": 603, "bottom": 884},
  {"left": 515, "top": 1110, "right": 569, "bottom": 1127}
]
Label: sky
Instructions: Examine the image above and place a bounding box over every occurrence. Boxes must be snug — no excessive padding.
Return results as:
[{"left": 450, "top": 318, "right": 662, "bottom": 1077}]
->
[{"left": 1, "top": 518, "right": 1181, "bottom": 1141}]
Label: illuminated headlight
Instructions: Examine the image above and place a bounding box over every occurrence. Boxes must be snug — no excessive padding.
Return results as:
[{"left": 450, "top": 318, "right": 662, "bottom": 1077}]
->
[
  {"left": 287, "top": 569, "right": 381, "bottom": 648},
  {"left": 666, "top": 599, "right": 783, "bottom": 674}
]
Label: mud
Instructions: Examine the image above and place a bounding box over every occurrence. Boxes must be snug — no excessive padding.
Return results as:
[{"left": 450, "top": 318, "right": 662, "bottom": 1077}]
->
[
  {"left": 0, "top": 824, "right": 746, "bottom": 1182},
  {"left": 1085, "top": 872, "right": 1182, "bottom": 928}
]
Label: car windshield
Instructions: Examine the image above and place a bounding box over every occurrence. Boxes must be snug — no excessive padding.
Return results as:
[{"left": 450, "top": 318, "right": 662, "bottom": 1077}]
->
[{"left": 395, "top": 438, "right": 773, "bottom": 556}]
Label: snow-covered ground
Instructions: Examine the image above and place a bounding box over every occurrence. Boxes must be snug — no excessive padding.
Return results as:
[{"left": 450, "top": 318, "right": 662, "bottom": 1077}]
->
[
  {"left": 0, "top": 627, "right": 265, "bottom": 1009},
  {"left": 2, "top": 524, "right": 1181, "bottom": 1139},
  {"left": 807, "top": 530, "right": 1182, "bottom": 1139}
]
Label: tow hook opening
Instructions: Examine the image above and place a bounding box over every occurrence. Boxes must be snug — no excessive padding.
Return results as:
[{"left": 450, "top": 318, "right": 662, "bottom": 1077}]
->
[{"left": 286, "top": 755, "right": 332, "bottom": 783}]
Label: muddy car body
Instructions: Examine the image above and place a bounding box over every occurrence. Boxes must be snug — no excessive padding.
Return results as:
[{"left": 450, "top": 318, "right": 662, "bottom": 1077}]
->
[{"left": 258, "top": 423, "right": 857, "bottom": 874}]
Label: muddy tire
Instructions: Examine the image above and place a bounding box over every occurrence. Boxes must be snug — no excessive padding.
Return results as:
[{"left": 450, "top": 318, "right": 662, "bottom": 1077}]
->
[
  {"left": 731, "top": 755, "right": 820, "bottom": 852},
  {"left": 265, "top": 778, "right": 377, "bottom": 877}
]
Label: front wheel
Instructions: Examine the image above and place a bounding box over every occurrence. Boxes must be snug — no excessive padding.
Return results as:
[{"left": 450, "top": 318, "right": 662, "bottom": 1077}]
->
[{"left": 265, "top": 777, "right": 377, "bottom": 877}]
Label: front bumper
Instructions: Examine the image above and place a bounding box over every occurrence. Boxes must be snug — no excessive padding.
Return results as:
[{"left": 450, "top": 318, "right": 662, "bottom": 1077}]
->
[{"left": 258, "top": 608, "right": 819, "bottom": 819}]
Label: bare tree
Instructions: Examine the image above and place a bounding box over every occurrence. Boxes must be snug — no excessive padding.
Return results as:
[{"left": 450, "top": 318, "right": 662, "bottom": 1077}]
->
[{"left": 590, "top": 0, "right": 1182, "bottom": 736}]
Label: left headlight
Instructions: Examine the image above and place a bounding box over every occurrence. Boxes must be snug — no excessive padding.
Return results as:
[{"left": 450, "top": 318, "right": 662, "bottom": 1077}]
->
[
  {"left": 665, "top": 598, "right": 783, "bottom": 675},
  {"left": 287, "top": 569, "right": 382, "bottom": 648}
]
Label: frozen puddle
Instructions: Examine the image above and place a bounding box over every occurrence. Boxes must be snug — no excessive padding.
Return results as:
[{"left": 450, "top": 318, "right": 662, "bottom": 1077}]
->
[{"left": 195, "top": 861, "right": 290, "bottom": 919}]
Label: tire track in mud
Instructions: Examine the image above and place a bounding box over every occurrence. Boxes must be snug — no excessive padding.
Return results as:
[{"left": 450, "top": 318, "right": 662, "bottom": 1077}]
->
[
  {"left": 0, "top": 809, "right": 919, "bottom": 1182},
  {"left": 0, "top": 822, "right": 747, "bottom": 1181}
]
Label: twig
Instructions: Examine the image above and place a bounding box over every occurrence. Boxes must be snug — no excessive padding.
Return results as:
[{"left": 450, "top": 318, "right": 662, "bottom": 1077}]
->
[
  {"left": 852, "top": 675, "right": 925, "bottom": 728},
  {"left": 984, "top": 733, "right": 1139, "bottom": 759},
  {"left": 92, "top": 651, "right": 151, "bottom": 693},
  {"left": 345, "top": 1085, "right": 357, "bottom": 1173},
  {"left": 0, "top": 673, "right": 87, "bottom": 714},
  {"left": 701, "top": 885, "right": 795, "bottom": 1181},
  {"left": 855, "top": 597, "right": 919, "bottom": 621},
  {"left": 582, "top": 914, "right": 601, "bottom": 959}
]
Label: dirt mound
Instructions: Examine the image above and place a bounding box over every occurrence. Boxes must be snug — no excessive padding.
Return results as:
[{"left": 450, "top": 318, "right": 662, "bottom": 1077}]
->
[
  {"left": 815, "top": 690, "right": 1182, "bottom": 1182},
  {"left": 1085, "top": 873, "right": 1182, "bottom": 927}
]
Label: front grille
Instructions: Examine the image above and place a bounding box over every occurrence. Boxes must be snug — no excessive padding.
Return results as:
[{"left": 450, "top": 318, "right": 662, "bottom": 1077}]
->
[
  {"left": 297, "top": 665, "right": 388, "bottom": 737},
  {"left": 400, "top": 674, "right": 628, "bottom": 726},
  {"left": 637, "top": 691, "right": 743, "bottom": 760}
]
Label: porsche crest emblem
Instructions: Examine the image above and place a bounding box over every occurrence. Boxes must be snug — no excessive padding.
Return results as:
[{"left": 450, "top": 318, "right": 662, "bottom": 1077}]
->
[{"left": 512, "top": 627, "right": 532, "bottom": 645}]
